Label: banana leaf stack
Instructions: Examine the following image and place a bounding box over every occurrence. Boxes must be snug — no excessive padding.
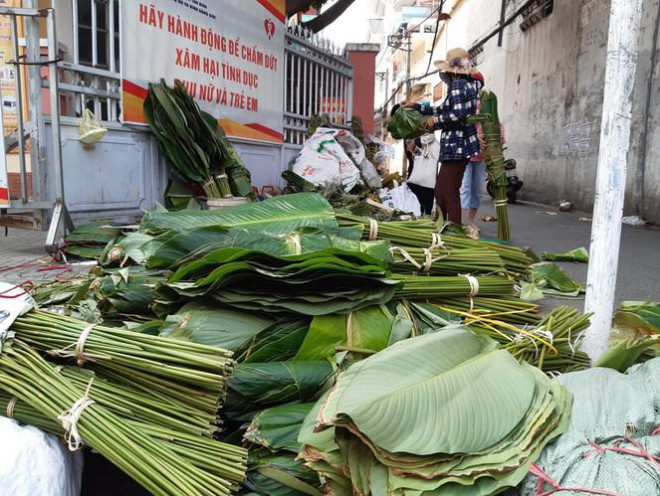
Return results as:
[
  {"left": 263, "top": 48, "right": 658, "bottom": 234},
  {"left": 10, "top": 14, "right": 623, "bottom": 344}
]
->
[
  {"left": 155, "top": 248, "right": 401, "bottom": 316},
  {"left": 480, "top": 90, "right": 511, "bottom": 241},
  {"left": 144, "top": 80, "right": 252, "bottom": 200},
  {"left": 243, "top": 403, "right": 323, "bottom": 495},
  {"left": 299, "top": 328, "right": 572, "bottom": 496},
  {"left": 141, "top": 192, "right": 337, "bottom": 234}
]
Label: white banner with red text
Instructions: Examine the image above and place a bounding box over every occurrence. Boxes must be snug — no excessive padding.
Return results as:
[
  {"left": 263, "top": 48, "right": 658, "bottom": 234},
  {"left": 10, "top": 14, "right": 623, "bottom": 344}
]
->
[{"left": 121, "top": 0, "right": 285, "bottom": 143}]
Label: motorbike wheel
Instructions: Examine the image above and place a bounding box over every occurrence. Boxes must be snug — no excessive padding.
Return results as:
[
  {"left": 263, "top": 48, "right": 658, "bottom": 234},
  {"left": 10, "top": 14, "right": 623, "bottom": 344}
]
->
[
  {"left": 486, "top": 182, "right": 495, "bottom": 199},
  {"left": 507, "top": 191, "right": 517, "bottom": 204}
]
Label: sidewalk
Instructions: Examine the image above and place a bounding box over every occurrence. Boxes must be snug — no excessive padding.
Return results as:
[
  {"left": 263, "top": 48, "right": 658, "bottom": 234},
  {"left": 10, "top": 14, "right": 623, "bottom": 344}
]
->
[
  {"left": 477, "top": 199, "right": 660, "bottom": 308},
  {"left": 0, "top": 229, "right": 92, "bottom": 284}
]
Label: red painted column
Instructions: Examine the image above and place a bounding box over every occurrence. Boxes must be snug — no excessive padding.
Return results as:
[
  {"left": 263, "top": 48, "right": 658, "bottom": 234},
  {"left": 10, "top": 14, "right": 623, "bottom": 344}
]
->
[{"left": 345, "top": 43, "right": 380, "bottom": 135}]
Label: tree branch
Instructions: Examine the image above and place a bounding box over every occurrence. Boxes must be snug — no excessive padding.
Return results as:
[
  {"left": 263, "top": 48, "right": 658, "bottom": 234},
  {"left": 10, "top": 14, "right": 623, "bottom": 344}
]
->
[{"left": 301, "top": 0, "right": 355, "bottom": 33}]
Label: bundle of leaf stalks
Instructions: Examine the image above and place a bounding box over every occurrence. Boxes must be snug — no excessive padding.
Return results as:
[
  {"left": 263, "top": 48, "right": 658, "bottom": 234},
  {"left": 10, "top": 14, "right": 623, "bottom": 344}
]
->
[
  {"left": 144, "top": 80, "right": 253, "bottom": 200},
  {"left": 466, "top": 306, "right": 592, "bottom": 373},
  {"left": 0, "top": 392, "right": 247, "bottom": 484},
  {"left": 389, "top": 246, "right": 506, "bottom": 276},
  {"left": 299, "top": 328, "right": 572, "bottom": 495},
  {"left": 337, "top": 214, "right": 532, "bottom": 277},
  {"left": 12, "top": 310, "right": 234, "bottom": 418},
  {"left": 0, "top": 335, "right": 246, "bottom": 496},
  {"left": 480, "top": 90, "right": 511, "bottom": 240}
]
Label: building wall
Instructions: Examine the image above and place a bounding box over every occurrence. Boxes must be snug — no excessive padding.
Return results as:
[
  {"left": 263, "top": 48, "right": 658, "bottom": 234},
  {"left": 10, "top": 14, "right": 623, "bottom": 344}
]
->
[{"left": 348, "top": 49, "right": 379, "bottom": 135}]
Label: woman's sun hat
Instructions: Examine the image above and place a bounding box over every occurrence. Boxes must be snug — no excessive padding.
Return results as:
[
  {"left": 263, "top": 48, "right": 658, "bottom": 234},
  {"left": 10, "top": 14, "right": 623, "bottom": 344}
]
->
[{"left": 434, "top": 47, "right": 476, "bottom": 75}]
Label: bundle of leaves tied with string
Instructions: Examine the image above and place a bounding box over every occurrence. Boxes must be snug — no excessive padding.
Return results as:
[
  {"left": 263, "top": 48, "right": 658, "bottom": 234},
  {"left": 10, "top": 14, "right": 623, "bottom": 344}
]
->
[
  {"left": 0, "top": 331, "right": 245, "bottom": 496},
  {"left": 144, "top": 79, "right": 253, "bottom": 199},
  {"left": 480, "top": 90, "right": 511, "bottom": 241},
  {"left": 11, "top": 309, "right": 234, "bottom": 422}
]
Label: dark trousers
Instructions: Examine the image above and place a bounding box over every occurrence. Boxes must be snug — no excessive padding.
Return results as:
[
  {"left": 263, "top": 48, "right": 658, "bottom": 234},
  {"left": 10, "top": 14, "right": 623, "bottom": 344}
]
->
[
  {"left": 435, "top": 160, "right": 468, "bottom": 224},
  {"left": 407, "top": 183, "right": 435, "bottom": 215}
]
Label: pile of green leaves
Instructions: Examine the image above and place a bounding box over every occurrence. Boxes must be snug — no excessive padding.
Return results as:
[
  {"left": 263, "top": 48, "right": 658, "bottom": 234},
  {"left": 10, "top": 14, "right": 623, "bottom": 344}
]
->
[
  {"left": 141, "top": 193, "right": 337, "bottom": 234},
  {"left": 387, "top": 107, "right": 428, "bottom": 140},
  {"left": 144, "top": 80, "right": 252, "bottom": 199},
  {"left": 156, "top": 248, "right": 400, "bottom": 316},
  {"left": 596, "top": 301, "right": 660, "bottom": 372},
  {"left": 299, "top": 328, "right": 572, "bottom": 495},
  {"left": 64, "top": 220, "right": 122, "bottom": 259}
]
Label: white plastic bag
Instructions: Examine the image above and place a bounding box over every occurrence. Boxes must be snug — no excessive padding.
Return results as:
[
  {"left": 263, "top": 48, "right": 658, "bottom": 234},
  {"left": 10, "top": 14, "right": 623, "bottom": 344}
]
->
[
  {"left": 292, "top": 128, "right": 361, "bottom": 192},
  {"left": 0, "top": 417, "right": 83, "bottom": 496},
  {"left": 334, "top": 131, "right": 382, "bottom": 190},
  {"left": 379, "top": 184, "right": 422, "bottom": 217},
  {"left": 79, "top": 108, "right": 107, "bottom": 144},
  {"left": 408, "top": 134, "right": 439, "bottom": 189}
]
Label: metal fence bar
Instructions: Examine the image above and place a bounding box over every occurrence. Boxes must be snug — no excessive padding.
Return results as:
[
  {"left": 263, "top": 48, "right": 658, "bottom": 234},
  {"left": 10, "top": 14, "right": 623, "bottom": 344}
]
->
[
  {"left": 72, "top": 0, "right": 79, "bottom": 64},
  {"left": 11, "top": 15, "right": 28, "bottom": 202},
  {"left": 282, "top": 29, "right": 354, "bottom": 144}
]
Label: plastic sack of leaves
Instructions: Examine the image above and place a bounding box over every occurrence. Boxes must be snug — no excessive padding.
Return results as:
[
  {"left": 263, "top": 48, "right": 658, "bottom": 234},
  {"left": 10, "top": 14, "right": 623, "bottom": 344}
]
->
[
  {"left": 387, "top": 107, "right": 427, "bottom": 140},
  {"left": 78, "top": 109, "right": 107, "bottom": 144}
]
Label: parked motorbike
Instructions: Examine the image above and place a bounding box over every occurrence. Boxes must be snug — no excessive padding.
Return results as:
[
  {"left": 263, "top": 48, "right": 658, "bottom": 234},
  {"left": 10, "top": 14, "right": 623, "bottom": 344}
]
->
[{"left": 487, "top": 158, "right": 523, "bottom": 204}]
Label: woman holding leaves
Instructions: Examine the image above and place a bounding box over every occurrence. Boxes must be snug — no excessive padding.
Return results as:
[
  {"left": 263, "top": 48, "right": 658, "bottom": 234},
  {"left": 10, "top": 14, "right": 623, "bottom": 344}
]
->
[{"left": 403, "top": 48, "right": 482, "bottom": 225}]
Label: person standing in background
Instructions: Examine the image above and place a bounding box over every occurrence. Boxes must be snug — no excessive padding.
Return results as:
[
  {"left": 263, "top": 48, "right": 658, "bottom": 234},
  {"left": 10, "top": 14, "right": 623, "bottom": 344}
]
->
[
  {"left": 461, "top": 71, "right": 486, "bottom": 239},
  {"left": 406, "top": 134, "right": 438, "bottom": 216},
  {"left": 403, "top": 48, "right": 482, "bottom": 225}
]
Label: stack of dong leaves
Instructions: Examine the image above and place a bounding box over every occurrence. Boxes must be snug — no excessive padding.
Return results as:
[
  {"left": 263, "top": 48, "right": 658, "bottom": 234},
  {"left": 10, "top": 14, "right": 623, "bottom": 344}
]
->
[{"left": 298, "top": 328, "right": 571, "bottom": 496}]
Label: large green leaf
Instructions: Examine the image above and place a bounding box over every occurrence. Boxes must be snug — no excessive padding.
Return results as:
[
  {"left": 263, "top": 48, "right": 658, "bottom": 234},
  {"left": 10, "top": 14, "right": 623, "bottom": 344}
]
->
[
  {"left": 237, "top": 319, "right": 310, "bottom": 363},
  {"left": 226, "top": 361, "right": 334, "bottom": 416},
  {"left": 318, "top": 327, "right": 536, "bottom": 455},
  {"left": 530, "top": 262, "right": 583, "bottom": 293},
  {"left": 294, "top": 305, "right": 403, "bottom": 361},
  {"left": 159, "top": 300, "right": 275, "bottom": 351},
  {"left": 245, "top": 403, "right": 315, "bottom": 452},
  {"left": 141, "top": 193, "right": 337, "bottom": 234}
]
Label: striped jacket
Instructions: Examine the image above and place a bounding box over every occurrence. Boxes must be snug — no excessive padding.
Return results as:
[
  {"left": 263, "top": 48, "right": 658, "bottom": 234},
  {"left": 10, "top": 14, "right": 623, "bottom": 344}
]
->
[{"left": 415, "top": 78, "right": 481, "bottom": 161}]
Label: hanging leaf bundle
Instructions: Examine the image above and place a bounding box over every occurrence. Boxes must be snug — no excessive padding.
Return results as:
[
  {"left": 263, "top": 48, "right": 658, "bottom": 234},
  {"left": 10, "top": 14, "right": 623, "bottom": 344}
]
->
[
  {"left": 480, "top": 90, "right": 511, "bottom": 241},
  {"left": 144, "top": 80, "right": 252, "bottom": 199},
  {"left": 299, "top": 328, "right": 572, "bottom": 495},
  {"left": 388, "top": 107, "right": 488, "bottom": 140}
]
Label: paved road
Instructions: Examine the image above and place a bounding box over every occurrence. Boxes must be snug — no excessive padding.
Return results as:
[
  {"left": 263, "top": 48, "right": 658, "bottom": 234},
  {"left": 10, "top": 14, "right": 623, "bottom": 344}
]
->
[{"left": 477, "top": 199, "right": 660, "bottom": 309}]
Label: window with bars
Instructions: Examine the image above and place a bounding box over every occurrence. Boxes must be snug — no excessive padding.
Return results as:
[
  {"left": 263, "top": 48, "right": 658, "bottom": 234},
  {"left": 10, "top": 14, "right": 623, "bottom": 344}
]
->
[{"left": 77, "top": 0, "right": 120, "bottom": 71}]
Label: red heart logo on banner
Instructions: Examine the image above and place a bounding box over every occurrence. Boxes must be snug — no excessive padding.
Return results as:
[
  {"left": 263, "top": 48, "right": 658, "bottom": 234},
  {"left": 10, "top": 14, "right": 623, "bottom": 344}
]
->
[{"left": 264, "top": 19, "right": 275, "bottom": 40}]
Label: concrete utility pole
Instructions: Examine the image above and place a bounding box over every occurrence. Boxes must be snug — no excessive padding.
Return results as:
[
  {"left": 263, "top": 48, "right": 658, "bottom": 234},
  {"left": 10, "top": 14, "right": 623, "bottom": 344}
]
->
[{"left": 583, "top": 0, "right": 644, "bottom": 362}]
